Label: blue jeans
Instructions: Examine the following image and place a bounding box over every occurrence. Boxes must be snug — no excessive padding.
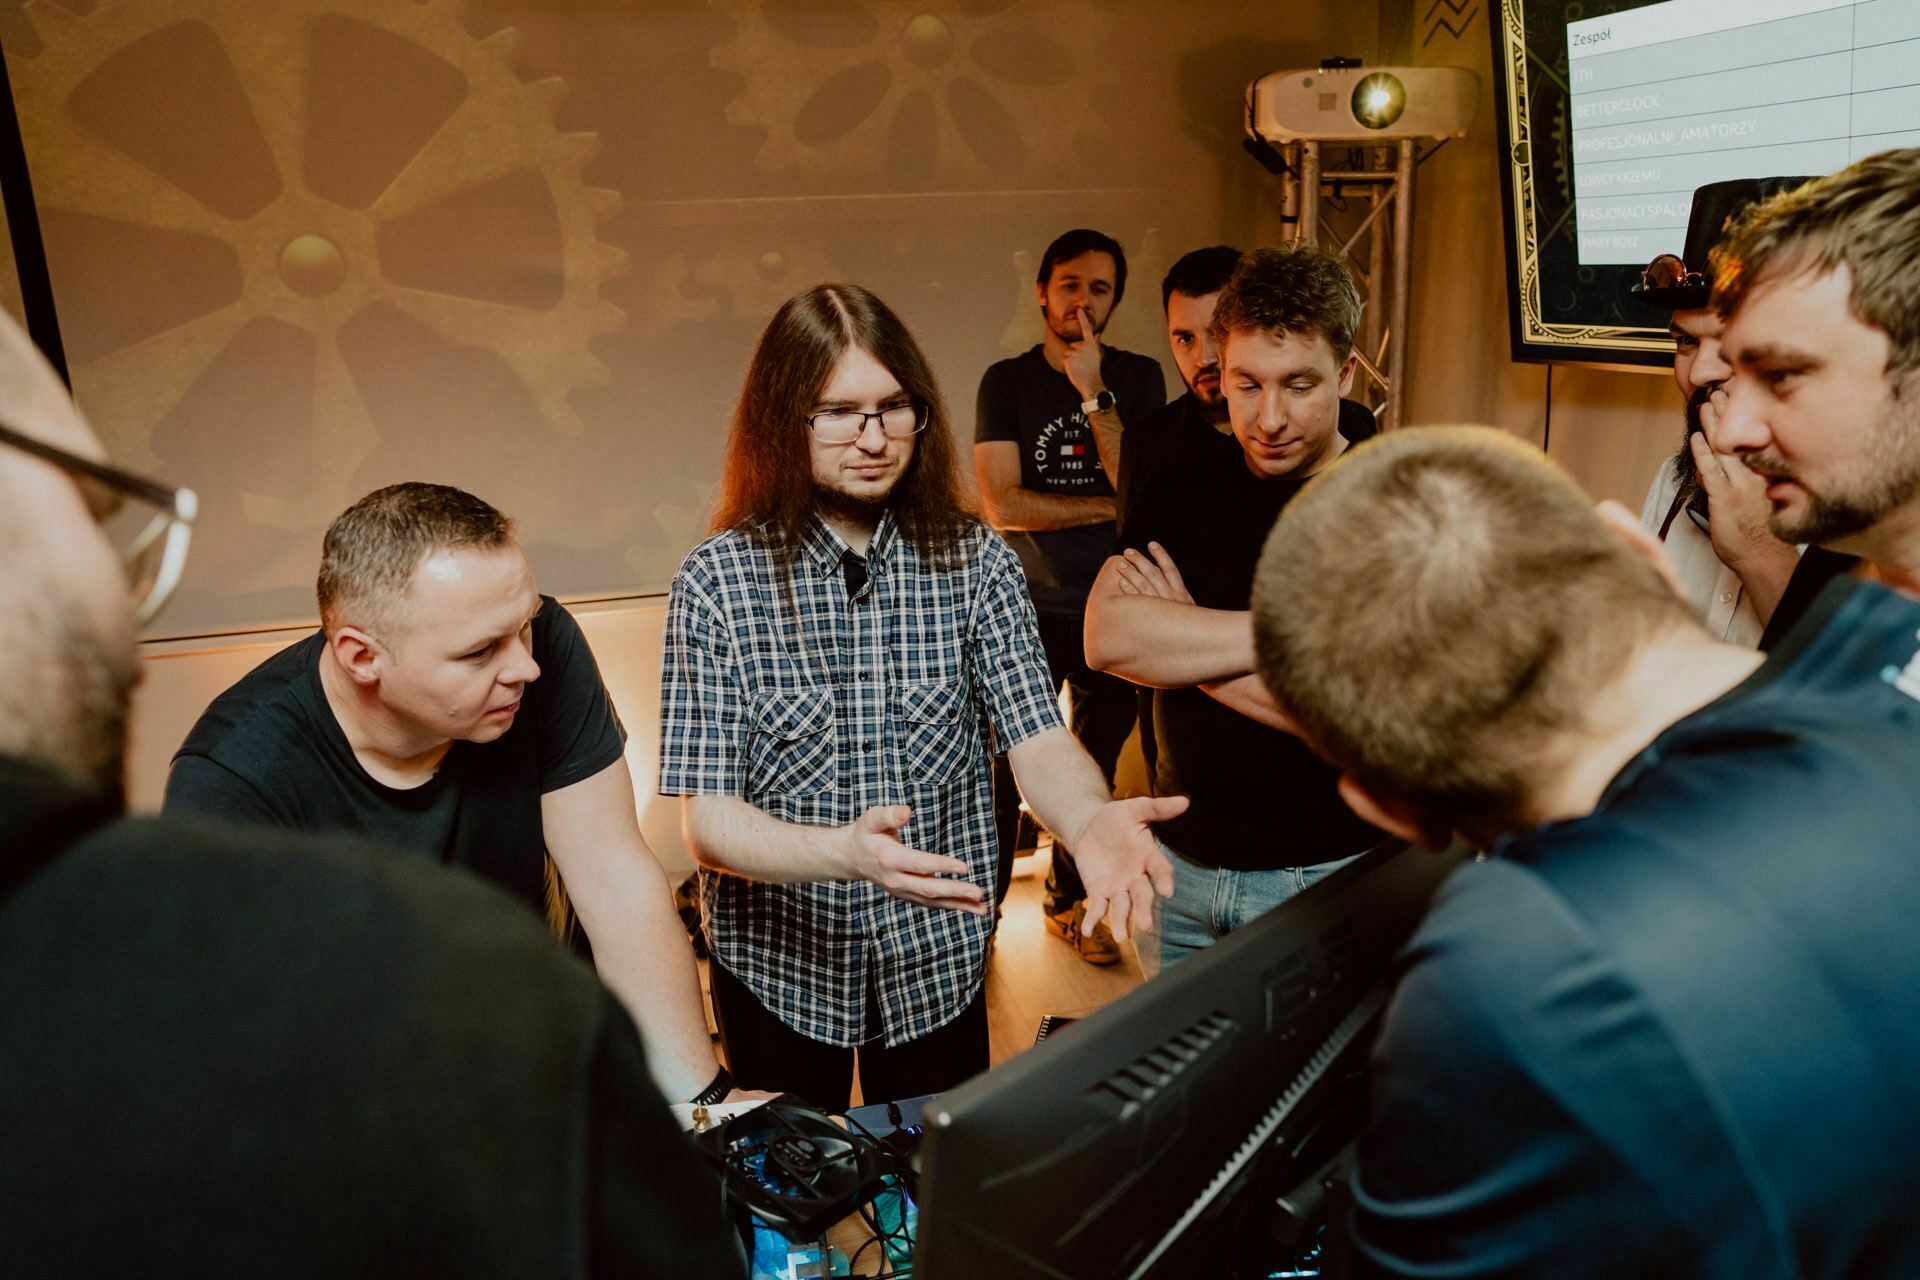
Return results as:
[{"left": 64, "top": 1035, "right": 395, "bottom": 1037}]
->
[{"left": 1136, "top": 841, "right": 1387, "bottom": 977}]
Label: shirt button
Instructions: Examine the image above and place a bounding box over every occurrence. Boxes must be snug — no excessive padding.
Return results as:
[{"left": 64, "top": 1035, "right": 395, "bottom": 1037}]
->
[
  {"left": 863, "top": 741, "right": 874, "bottom": 752},
  {"left": 1719, "top": 590, "right": 1734, "bottom": 603},
  {"left": 858, "top": 671, "right": 870, "bottom": 681}
]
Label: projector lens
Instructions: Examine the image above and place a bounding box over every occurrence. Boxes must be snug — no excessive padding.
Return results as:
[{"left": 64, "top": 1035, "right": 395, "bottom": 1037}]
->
[{"left": 1352, "top": 72, "right": 1406, "bottom": 130}]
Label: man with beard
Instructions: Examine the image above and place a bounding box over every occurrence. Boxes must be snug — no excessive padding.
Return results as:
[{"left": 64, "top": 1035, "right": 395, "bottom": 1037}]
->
[
  {"left": 0, "top": 315, "right": 740, "bottom": 1273},
  {"left": 1084, "top": 245, "right": 1396, "bottom": 971},
  {"left": 974, "top": 229, "right": 1166, "bottom": 964},
  {"left": 1111, "top": 245, "right": 1249, "bottom": 783},
  {"left": 1710, "top": 149, "right": 1920, "bottom": 646},
  {"left": 660, "top": 284, "right": 1184, "bottom": 1108},
  {"left": 1630, "top": 178, "right": 1805, "bottom": 647},
  {"left": 1115, "top": 245, "right": 1244, "bottom": 537}
]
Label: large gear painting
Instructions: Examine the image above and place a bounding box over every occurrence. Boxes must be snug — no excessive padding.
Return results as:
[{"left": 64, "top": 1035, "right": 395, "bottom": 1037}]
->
[
  {"left": 709, "top": 0, "right": 1114, "bottom": 189},
  {"left": 7, "top": 0, "right": 628, "bottom": 537}
]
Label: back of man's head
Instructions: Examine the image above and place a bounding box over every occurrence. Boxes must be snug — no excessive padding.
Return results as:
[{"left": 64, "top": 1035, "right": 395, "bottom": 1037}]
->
[
  {"left": 1161, "top": 245, "right": 1242, "bottom": 310},
  {"left": 1713, "top": 146, "right": 1920, "bottom": 377},
  {"left": 318, "top": 482, "right": 515, "bottom": 637},
  {"left": 1209, "top": 244, "right": 1361, "bottom": 360},
  {"left": 1250, "top": 427, "right": 1693, "bottom": 834}
]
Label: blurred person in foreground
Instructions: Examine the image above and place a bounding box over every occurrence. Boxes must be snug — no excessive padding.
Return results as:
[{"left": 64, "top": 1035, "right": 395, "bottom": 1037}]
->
[
  {"left": 1251, "top": 425, "right": 1920, "bottom": 1278},
  {"left": 0, "top": 312, "right": 740, "bottom": 1277}
]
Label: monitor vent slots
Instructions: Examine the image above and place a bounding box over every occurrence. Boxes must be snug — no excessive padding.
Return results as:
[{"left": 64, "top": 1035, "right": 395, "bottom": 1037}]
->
[{"left": 1090, "top": 1012, "right": 1237, "bottom": 1116}]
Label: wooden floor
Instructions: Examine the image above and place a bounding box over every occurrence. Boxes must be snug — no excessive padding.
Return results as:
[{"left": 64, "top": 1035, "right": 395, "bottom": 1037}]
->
[{"left": 983, "top": 842, "right": 1146, "bottom": 1066}]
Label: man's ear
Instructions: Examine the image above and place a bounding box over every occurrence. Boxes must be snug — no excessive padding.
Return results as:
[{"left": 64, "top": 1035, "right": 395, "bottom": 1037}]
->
[
  {"left": 328, "top": 625, "right": 385, "bottom": 688},
  {"left": 1337, "top": 351, "right": 1360, "bottom": 399},
  {"left": 1595, "top": 499, "right": 1689, "bottom": 605},
  {"left": 1337, "top": 774, "right": 1453, "bottom": 852}
]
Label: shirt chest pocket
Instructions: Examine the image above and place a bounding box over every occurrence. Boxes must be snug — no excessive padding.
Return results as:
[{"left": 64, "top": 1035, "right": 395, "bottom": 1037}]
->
[
  {"left": 748, "top": 687, "right": 837, "bottom": 795},
  {"left": 892, "top": 680, "right": 974, "bottom": 785}
]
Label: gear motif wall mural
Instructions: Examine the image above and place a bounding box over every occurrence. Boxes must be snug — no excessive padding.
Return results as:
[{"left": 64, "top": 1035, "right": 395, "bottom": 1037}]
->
[
  {"left": 6, "top": 0, "right": 627, "bottom": 614},
  {"left": 0, "top": 0, "right": 1354, "bottom": 634},
  {"left": 709, "top": 0, "right": 1114, "bottom": 188}
]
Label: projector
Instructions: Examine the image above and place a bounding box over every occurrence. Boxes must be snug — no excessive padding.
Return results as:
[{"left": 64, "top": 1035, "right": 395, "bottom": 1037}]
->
[{"left": 1246, "top": 65, "right": 1478, "bottom": 142}]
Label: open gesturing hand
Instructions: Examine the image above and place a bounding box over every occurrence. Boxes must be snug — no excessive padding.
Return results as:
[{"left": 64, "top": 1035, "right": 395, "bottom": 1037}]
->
[
  {"left": 843, "top": 804, "right": 988, "bottom": 915},
  {"left": 1072, "top": 793, "right": 1189, "bottom": 942}
]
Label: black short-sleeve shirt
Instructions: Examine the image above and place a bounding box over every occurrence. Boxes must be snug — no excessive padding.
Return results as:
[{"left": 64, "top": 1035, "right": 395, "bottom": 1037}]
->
[
  {"left": 1118, "top": 395, "right": 1386, "bottom": 870},
  {"left": 975, "top": 344, "right": 1166, "bottom": 614},
  {"left": 164, "top": 597, "right": 626, "bottom": 914}
]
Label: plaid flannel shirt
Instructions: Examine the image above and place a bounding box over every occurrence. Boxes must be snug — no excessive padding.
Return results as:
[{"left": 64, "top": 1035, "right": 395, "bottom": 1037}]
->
[{"left": 659, "top": 512, "right": 1061, "bottom": 1047}]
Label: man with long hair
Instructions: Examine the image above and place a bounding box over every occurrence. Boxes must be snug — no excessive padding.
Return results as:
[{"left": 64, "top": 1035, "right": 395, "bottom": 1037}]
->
[{"left": 660, "top": 283, "right": 1184, "bottom": 1107}]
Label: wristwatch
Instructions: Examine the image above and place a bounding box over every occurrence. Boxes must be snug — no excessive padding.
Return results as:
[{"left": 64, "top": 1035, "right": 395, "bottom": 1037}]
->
[
  {"left": 1080, "top": 389, "right": 1116, "bottom": 415},
  {"left": 689, "top": 1065, "right": 733, "bottom": 1107}
]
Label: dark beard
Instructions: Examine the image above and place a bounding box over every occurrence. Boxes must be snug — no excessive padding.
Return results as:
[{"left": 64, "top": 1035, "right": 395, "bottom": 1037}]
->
[{"left": 1668, "top": 384, "right": 1713, "bottom": 508}]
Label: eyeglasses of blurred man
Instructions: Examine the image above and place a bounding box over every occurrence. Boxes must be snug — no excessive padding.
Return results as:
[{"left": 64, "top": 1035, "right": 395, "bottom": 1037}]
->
[{"left": 0, "top": 420, "right": 196, "bottom": 624}]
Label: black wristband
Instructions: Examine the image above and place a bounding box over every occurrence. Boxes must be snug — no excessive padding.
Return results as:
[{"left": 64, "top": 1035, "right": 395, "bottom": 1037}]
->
[{"left": 689, "top": 1066, "right": 732, "bottom": 1107}]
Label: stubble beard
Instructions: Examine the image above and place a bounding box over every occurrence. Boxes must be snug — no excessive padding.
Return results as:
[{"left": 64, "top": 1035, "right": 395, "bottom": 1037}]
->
[
  {"left": 0, "top": 584, "right": 136, "bottom": 795},
  {"left": 1754, "top": 383, "right": 1920, "bottom": 546},
  {"left": 1044, "top": 304, "right": 1106, "bottom": 347},
  {"left": 814, "top": 474, "right": 898, "bottom": 529}
]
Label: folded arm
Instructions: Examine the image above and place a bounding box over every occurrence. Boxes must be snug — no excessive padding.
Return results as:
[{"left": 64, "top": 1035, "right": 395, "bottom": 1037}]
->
[
  {"left": 1084, "top": 545, "right": 1257, "bottom": 687},
  {"left": 973, "top": 441, "right": 1116, "bottom": 532}
]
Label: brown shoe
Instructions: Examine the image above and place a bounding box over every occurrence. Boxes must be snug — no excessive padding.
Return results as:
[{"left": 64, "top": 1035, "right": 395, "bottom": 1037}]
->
[{"left": 1044, "top": 900, "right": 1121, "bottom": 966}]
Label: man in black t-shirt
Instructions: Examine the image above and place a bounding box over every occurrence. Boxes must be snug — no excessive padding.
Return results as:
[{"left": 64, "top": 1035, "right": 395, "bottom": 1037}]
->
[
  {"left": 1705, "top": 150, "right": 1920, "bottom": 646},
  {"left": 1086, "top": 245, "right": 1393, "bottom": 971},
  {"left": 166, "top": 483, "right": 731, "bottom": 1106},
  {"left": 974, "top": 228, "right": 1166, "bottom": 962},
  {"left": 1113, "top": 245, "right": 1245, "bottom": 792},
  {"left": 0, "top": 315, "right": 739, "bottom": 1276},
  {"left": 1115, "top": 245, "right": 1245, "bottom": 536},
  {"left": 1249, "top": 426, "right": 1920, "bottom": 1279}
]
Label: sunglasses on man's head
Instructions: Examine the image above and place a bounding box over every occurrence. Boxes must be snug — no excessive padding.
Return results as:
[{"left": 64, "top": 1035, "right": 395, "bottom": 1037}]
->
[{"left": 1637, "top": 253, "right": 1708, "bottom": 295}]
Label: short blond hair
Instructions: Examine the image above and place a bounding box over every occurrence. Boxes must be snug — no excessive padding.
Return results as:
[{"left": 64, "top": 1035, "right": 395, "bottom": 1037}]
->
[
  {"left": 1250, "top": 427, "right": 1692, "bottom": 830},
  {"left": 317, "top": 482, "right": 515, "bottom": 635}
]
